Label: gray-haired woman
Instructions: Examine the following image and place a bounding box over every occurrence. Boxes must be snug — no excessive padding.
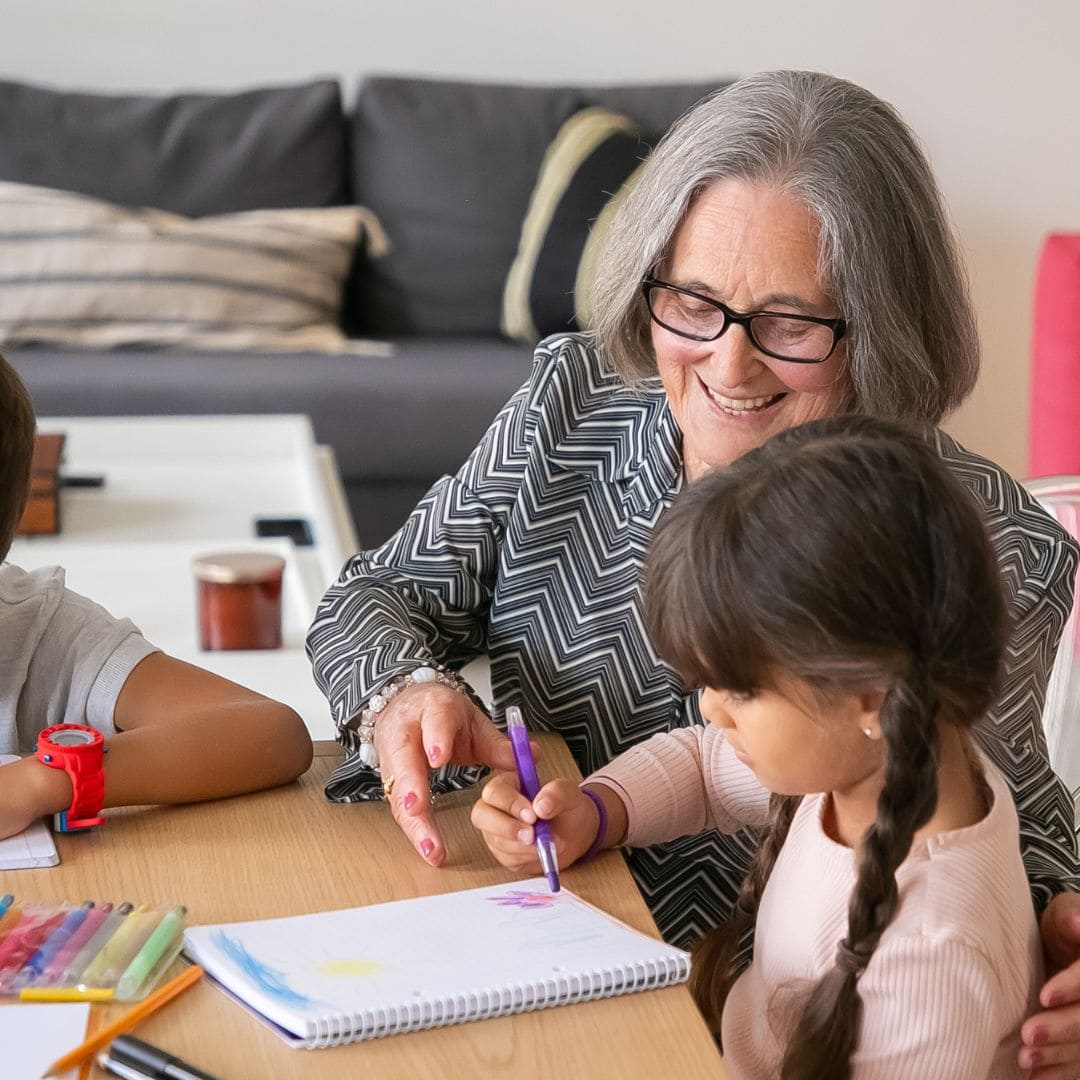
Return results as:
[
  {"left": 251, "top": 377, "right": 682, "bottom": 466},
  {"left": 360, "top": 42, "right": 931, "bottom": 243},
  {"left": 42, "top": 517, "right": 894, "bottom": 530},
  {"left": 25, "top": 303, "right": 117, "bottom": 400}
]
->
[{"left": 308, "top": 70, "right": 1080, "bottom": 1072}]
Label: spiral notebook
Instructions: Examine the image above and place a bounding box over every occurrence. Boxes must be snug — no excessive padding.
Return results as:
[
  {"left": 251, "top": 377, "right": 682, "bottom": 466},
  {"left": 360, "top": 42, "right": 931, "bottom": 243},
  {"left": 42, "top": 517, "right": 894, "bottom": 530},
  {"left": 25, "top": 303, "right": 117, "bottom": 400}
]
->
[{"left": 182, "top": 877, "right": 690, "bottom": 1048}]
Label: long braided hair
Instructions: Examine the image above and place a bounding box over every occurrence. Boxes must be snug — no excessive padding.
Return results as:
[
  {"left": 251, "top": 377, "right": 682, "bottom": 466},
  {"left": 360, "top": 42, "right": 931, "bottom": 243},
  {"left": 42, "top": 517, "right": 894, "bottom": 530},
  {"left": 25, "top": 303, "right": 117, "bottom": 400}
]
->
[{"left": 644, "top": 415, "right": 1008, "bottom": 1077}]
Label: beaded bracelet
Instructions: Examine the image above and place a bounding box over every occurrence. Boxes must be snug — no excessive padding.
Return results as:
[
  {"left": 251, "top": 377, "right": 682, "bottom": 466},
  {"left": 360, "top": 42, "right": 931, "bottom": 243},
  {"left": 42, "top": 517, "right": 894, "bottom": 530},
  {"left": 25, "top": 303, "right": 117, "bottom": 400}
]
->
[
  {"left": 354, "top": 663, "right": 477, "bottom": 775},
  {"left": 578, "top": 786, "right": 609, "bottom": 864}
]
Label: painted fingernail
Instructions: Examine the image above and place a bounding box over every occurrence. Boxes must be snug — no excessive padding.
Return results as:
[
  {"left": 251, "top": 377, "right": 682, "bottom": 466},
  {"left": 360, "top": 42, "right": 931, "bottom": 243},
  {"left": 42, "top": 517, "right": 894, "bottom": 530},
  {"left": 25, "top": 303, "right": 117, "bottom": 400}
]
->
[
  {"left": 518, "top": 828, "right": 532, "bottom": 843},
  {"left": 420, "top": 839, "right": 434, "bottom": 858},
  {"left": 428, "top": 745, "right": 442, "bottom": 764},
  {"left": 1032, "top": 1027, "right": 1049, "bottom": 1046},
  {"left": 404, "top": 792, "right": 417, "bottom": 811}
]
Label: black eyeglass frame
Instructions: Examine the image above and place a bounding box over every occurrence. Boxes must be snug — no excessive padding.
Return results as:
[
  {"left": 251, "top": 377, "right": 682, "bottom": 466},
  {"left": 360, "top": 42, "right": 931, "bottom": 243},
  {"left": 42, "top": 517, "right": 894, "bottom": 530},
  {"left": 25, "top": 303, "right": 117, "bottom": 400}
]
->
[{"left": 641, "top": 277, "right": 847, "bottom": 364}]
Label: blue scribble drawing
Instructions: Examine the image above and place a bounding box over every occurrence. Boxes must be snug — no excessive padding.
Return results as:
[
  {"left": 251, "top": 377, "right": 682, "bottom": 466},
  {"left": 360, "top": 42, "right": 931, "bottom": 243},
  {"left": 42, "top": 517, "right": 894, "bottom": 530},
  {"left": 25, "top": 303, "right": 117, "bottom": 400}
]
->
[
  {"left": 487, "top": 889, "right": 557, "bottom": 909},
  {"left": 213, "top": 931, "right": 322, "bottom": 1009}
]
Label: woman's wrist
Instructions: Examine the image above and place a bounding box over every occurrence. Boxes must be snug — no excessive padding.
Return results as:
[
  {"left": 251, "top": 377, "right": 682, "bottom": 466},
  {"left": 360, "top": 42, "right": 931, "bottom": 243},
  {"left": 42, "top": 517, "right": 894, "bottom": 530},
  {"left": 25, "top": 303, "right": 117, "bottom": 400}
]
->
[{"left": 352, "top": 662, "right": 478, "bottom": 773}]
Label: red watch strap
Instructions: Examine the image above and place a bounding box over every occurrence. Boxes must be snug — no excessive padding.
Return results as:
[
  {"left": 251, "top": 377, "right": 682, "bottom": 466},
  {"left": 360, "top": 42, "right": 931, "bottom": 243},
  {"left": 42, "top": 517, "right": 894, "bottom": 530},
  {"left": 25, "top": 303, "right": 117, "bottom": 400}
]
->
[{"left": 63, "top": 753, "right": 106, "bottom": 827}]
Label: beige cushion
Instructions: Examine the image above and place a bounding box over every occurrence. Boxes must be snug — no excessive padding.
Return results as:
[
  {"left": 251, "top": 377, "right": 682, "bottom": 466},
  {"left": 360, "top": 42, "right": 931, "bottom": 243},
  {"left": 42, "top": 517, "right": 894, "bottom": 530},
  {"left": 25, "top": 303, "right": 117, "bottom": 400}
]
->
[
  {"left": 501, "top": 108, "right": 645, "bottom": 345},
  {"left": 0, "top": 181, "right": 391, "bottom": 354}
]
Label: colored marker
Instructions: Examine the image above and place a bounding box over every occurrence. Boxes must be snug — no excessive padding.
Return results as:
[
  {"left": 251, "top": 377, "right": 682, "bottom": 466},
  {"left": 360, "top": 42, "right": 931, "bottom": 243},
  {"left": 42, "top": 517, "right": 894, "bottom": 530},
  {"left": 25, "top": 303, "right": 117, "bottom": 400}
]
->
[
  {"left": 59, "top": 901, "right": 133, "bottom": 988},
  {"left": 0, "top": 894, "right": 12, "bottom": 920},
  {"left": 81, "top": 907, "right": 162, "bottom": 988},
  {"left": 115, "top": 906, "right": 187, "bottom": 1000},
  {"left": 506, "top": 705, "right": 560, "bottom": 892},
  {"left": 15, "top": 901, "right": 94, "bottom": 986},
  {"left": 40, "top": 902, "right": 113, "bottom": 986},
  {"left": 0, "top": 901, "right": 22, "bottom": 944},
  {"left": 20, "top": 985, "right": 115, "bottom": 1002},
  {"left": 0, "top": 909, "right": 66, "bottom": 990}
]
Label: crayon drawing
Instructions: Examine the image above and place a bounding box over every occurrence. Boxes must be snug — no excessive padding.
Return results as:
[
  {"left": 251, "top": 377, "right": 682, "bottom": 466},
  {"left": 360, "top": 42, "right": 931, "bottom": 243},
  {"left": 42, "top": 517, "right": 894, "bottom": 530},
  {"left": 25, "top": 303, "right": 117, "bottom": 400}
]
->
[
  {"left": 213, "top": 931, "right": 320, "bottom": 1009},
  {"left": 316, "top": 959, "right": 381, "bottom": 977},
  {"left": 486, "top": 889, "right": 558, "bottom": 910}
]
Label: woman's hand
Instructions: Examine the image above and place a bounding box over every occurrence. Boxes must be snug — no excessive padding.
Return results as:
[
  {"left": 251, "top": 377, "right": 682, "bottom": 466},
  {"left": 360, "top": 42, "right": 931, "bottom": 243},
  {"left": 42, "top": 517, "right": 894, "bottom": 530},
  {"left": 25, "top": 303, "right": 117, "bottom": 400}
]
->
[
  {"left": 375, "top": 684, "right": 518, "bottom": 866},
  {"left": 1019, "top": 891, "right": 1080, "bottom": 1076},
  {"left": 471, "top": 772, "right": 600, "bottom": 871}
]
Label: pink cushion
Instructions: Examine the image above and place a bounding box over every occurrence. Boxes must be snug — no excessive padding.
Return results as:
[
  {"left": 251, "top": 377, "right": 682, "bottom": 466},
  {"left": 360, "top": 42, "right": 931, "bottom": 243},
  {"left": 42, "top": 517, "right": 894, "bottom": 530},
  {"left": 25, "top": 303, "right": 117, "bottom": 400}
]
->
[{"left": 1030, "top": 233, "right": 1080, "bottom": 477}]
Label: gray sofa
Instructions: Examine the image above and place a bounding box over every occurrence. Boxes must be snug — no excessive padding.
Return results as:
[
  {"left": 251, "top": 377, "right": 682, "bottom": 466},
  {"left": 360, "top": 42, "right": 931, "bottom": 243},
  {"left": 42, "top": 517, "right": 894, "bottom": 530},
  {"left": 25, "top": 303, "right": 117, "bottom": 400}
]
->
[{"left": 0, "top": 74, "right": 723, "bottom": 545}]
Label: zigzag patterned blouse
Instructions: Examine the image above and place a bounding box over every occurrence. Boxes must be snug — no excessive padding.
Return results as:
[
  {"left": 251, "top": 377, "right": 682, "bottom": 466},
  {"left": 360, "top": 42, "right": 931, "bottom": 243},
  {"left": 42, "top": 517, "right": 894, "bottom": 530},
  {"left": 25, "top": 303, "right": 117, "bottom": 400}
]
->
[{"left": 308, "top": 333, "right": 1080, "bottom": 949}]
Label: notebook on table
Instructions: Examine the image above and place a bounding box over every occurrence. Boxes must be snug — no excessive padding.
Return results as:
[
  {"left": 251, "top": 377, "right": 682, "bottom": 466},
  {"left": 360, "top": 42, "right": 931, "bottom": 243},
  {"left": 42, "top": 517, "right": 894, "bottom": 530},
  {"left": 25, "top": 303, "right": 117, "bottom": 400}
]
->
[{"left": 182, "top": 877, "right": 690, "bottom": 1048}]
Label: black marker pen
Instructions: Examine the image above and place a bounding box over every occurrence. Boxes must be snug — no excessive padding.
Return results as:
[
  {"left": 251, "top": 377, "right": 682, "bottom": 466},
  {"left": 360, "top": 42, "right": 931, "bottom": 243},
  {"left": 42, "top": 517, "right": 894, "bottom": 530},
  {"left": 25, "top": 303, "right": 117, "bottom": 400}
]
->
[{"left": 99, "top": 1035, "right": 219, "bottom": 1080}]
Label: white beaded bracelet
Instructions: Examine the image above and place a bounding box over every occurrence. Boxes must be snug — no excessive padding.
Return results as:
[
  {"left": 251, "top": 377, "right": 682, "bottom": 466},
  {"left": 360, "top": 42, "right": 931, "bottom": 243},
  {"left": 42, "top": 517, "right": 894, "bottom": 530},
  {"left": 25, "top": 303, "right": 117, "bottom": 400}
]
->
[{"left": 354, "top": 664, "right": 475, "bottom": 773}]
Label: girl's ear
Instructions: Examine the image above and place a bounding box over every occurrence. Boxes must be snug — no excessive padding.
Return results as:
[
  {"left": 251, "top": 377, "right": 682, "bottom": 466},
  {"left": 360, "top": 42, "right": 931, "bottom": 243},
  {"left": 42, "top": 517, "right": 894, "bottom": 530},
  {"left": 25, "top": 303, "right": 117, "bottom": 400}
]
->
[{"left": 855, "top": 686, "right": 887, "bottom": 741}]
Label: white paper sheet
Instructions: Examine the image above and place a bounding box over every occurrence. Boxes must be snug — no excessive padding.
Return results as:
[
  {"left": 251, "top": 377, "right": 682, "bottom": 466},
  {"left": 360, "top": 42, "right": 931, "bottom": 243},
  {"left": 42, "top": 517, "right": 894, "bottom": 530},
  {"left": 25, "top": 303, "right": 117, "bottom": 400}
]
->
[{"left": 0, "top": 1002, "right": 90, "bottom": 1080}]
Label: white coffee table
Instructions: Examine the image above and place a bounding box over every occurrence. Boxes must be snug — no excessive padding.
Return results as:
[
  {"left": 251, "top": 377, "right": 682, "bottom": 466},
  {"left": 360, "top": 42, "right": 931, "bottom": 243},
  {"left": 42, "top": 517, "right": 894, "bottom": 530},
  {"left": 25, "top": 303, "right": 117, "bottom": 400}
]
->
[{"left": 8, "top": 416, "right": 358, "bottom": 740}]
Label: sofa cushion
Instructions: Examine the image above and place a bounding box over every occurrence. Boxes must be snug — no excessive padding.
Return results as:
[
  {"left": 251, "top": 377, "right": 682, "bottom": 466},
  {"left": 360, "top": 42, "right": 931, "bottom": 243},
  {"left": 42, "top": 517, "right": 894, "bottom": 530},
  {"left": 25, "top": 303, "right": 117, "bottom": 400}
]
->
[
  {"left": 0, "top": 181, "right": 384, "bottom": 354},
  {"left": 501, "top": 107, "right": 646, "bottom": 344},
  {"left": 346, "top": 76, "right": 726, "bottom": 338},
  {"left": 0, "top": 77, "right": 348, "bottom": 216},
  {"left": 1030, "top": 233, "right": 1080, "bottom": 476}
]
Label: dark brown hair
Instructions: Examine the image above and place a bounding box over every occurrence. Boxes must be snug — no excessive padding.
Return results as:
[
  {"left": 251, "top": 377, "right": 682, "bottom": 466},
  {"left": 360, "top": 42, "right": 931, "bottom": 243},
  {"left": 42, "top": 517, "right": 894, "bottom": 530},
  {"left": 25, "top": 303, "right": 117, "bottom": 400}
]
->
[
  {"left": 0, "top": 351, "right": 35, "bottom": 560},
  {"left": 645, "top": 415, "right": 1008, "bottom": 1078}
]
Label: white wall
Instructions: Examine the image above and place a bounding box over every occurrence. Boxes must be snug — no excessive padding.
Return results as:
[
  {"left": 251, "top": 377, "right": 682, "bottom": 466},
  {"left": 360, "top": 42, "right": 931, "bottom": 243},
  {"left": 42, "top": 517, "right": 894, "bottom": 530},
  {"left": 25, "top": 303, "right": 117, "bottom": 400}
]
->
[{"left": 3, "top": 0, "right": 1078, "bottom": 478}]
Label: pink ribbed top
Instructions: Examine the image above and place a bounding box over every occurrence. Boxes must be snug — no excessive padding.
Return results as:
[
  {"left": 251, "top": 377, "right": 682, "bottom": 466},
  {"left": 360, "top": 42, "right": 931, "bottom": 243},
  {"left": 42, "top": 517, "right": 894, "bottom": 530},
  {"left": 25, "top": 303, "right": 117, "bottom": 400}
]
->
[{"left": 588, "top": 726, "right": 1041, "bottom": 1079}]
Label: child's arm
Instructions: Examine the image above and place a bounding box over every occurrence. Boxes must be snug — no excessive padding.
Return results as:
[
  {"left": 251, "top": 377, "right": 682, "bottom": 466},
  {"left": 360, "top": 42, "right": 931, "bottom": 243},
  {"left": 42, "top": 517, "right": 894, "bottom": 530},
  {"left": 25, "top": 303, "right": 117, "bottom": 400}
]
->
[
  {"left": 0, "top": 653, "right": 313, "bottom": 839},
  {"left": 471, "top": 724, "right": 770, "bottom": 872}
]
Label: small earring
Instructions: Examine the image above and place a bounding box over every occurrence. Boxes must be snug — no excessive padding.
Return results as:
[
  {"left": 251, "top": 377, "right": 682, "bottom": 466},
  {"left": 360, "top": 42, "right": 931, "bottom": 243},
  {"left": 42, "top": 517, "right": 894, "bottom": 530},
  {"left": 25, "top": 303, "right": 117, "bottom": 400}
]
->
[{"left": 861, "top": 726, "right": 874, "bottom": 739}]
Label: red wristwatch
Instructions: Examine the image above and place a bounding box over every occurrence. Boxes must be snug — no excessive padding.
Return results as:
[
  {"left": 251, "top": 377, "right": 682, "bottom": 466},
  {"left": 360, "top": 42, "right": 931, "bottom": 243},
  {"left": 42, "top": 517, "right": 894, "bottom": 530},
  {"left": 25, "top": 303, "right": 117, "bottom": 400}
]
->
[{"left": 33, "top": 723, "right": 108, "bottom": 832}]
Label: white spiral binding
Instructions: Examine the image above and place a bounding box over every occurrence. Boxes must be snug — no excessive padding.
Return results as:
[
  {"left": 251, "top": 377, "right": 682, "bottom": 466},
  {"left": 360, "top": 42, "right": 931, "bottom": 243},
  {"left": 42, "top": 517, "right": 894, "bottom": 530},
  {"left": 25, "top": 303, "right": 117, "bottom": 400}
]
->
[{"left": 298, "top": 950, "right": 691, "bottom": 1048}]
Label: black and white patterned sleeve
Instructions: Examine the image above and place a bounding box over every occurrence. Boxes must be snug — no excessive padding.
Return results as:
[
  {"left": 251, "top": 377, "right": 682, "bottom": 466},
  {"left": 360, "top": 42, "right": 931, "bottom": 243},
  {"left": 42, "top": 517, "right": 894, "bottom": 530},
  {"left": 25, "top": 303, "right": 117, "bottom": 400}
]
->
[
  {"left": 305, "top": 344, "right": 548, "bottom": 800},
  {"left": 941, "top": 431, "right": 1080, "bottom": 909},
  {"left": 976, "top": 523, "right": 1080, "bottom": 911}
]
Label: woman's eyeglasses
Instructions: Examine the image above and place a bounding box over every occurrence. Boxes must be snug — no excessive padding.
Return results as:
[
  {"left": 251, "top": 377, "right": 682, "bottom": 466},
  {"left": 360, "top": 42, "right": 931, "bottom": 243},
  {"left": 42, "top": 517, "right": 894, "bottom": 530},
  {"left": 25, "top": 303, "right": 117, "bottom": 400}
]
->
[{"left": 641, "top": 278, "right": 846, "bottom": 364}]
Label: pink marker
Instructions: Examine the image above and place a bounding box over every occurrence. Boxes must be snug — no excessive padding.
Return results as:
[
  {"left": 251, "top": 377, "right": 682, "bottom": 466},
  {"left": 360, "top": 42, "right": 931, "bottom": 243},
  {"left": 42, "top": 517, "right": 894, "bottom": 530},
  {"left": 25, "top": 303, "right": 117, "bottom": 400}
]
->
[{"left": 39, "top": 902, "right": 113, "bottom": 986}]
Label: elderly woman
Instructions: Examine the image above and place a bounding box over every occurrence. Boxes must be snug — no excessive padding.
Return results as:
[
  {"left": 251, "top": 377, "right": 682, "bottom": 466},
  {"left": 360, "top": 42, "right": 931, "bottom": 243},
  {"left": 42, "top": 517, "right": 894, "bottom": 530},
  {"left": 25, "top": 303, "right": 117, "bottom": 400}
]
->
[{"left": 308, "top": 71, "right": 1080, "bottom": 1072}]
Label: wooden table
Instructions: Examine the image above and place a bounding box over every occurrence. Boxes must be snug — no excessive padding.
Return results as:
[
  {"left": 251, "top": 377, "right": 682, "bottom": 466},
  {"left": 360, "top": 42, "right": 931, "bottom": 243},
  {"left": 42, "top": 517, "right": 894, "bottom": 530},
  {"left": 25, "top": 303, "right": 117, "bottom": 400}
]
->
[{"left": 6, "top": 740, "right": 724, "bottom": 1079}]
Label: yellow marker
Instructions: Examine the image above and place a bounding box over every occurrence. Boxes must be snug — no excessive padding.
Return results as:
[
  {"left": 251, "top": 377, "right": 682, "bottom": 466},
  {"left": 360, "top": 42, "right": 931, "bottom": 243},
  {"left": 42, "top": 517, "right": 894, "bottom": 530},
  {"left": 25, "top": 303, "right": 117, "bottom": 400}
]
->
[
  {"left": 78, "top": 905, "right": 155, "bottom": 987},
  {"left": 19, "top": 986, "right": 115, "bottom": 1002}
]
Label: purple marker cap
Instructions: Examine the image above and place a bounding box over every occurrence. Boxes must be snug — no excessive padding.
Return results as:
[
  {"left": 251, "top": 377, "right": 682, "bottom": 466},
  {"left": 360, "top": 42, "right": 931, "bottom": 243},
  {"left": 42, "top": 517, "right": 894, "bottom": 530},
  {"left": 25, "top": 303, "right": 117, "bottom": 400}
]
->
[{"left": 506, "top": 706, "right": 560, "bottom": 893}]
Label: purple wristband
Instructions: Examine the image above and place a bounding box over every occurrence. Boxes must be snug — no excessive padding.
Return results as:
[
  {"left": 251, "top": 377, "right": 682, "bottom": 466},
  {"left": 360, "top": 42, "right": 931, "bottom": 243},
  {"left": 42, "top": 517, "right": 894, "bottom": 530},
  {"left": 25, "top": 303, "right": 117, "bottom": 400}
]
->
[{"left": 578, "top": 786, "right": 608, "bottom": 864}]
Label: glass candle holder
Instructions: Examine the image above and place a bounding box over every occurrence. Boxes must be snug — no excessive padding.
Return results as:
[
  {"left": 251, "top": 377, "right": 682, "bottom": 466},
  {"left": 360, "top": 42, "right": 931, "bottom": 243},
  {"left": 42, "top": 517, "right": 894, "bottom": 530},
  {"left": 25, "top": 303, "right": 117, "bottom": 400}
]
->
[{"left": 192, "top": 552, "right": 285, "bottom": 651}]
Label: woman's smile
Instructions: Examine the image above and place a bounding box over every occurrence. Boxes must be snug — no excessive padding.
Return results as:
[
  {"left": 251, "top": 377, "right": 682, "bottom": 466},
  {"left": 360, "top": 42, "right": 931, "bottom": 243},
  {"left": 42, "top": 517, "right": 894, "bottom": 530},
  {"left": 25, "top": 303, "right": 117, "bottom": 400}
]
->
[
  {"left": 654, "top": 179, "right": 850, "bottom": 480},
  {"left": 698, "top": 375, "right": 786, "bottom": 418}
]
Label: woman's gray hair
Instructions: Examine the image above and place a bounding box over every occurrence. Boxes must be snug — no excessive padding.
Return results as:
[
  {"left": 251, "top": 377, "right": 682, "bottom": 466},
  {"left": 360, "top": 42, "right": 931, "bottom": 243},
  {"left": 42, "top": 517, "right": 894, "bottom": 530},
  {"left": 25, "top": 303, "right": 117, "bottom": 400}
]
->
[{"left": 588, "top": 70, "right": 978, "bottom": 424}]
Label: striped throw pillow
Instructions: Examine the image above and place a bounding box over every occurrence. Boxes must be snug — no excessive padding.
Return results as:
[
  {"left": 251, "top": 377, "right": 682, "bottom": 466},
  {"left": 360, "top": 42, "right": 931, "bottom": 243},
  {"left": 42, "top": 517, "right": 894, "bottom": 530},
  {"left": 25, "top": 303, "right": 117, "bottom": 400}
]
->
[
  {"left": 501, "top": 108, "right": 645, "bottom": 345},
  {"left": 0, "top": 181, "right": 390, "bottom": 354}
]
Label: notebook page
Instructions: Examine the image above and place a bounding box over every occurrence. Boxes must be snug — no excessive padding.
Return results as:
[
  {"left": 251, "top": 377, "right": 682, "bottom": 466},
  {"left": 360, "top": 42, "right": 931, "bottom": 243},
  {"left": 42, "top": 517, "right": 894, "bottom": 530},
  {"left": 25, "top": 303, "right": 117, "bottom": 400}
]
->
[
  {"left": 0, "top": 1002, "right": 90, "bottom": 1080},
  {"left": 184, "top": 877, "right": 689, "bottom": 1041},
  {"left": 0, "top": 756, "right": 59, "bottom": 869}
]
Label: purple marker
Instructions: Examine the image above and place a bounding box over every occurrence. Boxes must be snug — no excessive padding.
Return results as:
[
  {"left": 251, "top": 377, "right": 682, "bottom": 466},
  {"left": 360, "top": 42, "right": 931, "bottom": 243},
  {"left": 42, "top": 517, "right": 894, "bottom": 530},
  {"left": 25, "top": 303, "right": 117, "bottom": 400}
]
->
[{"left": 506, "top": 705, "right": 560, "bottom": 893}]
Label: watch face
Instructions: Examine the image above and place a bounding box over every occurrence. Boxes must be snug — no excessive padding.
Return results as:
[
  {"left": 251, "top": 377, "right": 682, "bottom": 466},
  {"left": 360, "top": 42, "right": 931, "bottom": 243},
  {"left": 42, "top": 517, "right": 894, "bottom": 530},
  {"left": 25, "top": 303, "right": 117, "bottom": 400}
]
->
[{"left": 50, "top": 728, "right": 97, "bottom": 747}]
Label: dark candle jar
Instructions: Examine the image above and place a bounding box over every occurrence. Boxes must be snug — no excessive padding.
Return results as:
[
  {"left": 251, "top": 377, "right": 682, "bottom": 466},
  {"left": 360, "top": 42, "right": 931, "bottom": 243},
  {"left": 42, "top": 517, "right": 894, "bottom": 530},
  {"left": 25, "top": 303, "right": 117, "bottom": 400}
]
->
[{"left": 193, "top": 552, "right": 285, "bottom": 651}]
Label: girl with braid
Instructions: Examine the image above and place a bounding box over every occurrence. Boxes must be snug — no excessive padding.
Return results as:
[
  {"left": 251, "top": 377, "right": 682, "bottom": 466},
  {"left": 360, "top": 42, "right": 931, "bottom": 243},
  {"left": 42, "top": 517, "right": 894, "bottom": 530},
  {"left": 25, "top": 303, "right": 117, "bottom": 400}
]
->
[{"left": 473, "top": 415, "right": 1041, "bottom": 1078}]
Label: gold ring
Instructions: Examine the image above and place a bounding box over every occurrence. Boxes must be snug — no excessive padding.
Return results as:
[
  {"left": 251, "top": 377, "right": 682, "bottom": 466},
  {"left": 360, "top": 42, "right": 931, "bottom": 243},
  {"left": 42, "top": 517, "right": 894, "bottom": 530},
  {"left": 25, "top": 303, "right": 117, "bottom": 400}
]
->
[{"left": 383, "top": 774, "right": 396, "bottom": 799}]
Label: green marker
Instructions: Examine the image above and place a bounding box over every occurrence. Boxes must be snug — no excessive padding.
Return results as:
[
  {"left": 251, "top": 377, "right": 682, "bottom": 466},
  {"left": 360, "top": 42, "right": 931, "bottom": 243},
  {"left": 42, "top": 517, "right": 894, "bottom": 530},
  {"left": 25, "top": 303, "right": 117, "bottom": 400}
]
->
[{"left": 114, "top": 906, "right": 187, "bottom": 1000}]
